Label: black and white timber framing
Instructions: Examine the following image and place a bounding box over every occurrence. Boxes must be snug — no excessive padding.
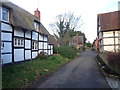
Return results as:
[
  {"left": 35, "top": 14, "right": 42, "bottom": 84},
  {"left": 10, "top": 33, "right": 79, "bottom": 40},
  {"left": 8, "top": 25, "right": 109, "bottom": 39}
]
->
[{"left": 0, "top": 3, "right": 53, "bottom": 64}]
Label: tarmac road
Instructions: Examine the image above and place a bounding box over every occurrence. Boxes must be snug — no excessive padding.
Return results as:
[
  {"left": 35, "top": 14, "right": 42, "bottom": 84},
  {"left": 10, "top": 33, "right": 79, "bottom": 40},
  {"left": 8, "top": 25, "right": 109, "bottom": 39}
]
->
[{"left": 34, "top": 49, "right": 110, "bottom": 88}]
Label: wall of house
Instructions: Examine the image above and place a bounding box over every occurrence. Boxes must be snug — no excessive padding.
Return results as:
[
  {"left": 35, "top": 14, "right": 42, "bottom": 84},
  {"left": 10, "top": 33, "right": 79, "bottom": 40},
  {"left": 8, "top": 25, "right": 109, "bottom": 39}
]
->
[
  {"left": 1, "top": 24, "right": 53, "bottom": 64},
  {"left": 1, "top": 22, "right": 13, "bottom": 64},
  {"left": 32, "top": 31, "right": 38, "bottom": 58},
  {"left": 0, "top": 5, "right": 54, "bottom": 64},
  {"left": 99, "top": 30, "right": 120, "bottom": 52},
  {"left": 14, "top": 28, "right": 24, "bottom": 62},
  {"left": 25, "top": 30, "right": 31, "bottom": 60}
]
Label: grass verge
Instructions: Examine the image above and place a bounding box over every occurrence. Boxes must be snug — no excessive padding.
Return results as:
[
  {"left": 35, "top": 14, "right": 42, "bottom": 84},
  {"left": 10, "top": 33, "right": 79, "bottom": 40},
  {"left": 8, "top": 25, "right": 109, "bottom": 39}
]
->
[{"left": 2, "top": 54, "right": 70, "bottom": 88}]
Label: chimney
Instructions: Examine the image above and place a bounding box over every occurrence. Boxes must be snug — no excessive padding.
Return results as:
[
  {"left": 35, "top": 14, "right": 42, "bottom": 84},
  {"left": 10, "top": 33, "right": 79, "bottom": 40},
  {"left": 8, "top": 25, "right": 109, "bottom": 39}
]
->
[{"left": 34, "top": 8, "right": 40, "bottom": 21}]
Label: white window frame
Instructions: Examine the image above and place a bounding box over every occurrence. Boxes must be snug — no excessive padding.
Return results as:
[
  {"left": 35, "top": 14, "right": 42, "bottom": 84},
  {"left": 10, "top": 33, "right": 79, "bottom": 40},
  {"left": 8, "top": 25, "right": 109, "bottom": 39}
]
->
[
  {"left": 0, "top": 7, "right": 9, "bottom": 22},
  {"left": 14, "top": 38, "right": 24, "bottom": 47},
  {"left": 32, "top": 41, "right": 38, "bottom": 50}
]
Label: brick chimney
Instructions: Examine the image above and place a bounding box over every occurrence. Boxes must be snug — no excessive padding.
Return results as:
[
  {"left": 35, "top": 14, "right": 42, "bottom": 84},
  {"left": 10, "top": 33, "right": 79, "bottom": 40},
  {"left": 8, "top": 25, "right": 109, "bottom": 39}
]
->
[{"left": 34, "top": 8, "right": 40, "bottom": 21}]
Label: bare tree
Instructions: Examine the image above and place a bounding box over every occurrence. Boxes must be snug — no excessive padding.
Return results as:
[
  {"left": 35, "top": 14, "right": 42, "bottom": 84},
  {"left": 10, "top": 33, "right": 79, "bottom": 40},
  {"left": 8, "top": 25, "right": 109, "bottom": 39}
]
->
[{"left": 49, "top": 12, "right": 83, "bottom": 46}]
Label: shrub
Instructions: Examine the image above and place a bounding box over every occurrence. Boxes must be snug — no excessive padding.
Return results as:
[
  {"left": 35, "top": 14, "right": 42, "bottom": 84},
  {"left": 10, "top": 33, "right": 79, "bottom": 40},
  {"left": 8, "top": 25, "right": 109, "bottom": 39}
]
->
[
  {"left": 106, "top": 51, "right": 120, "bottom": 74},
  {"left": 54, "top": 46, "right": 77, "bottom": 59},
  {"left": 36, "top": 51, "right": 48, "bottom": 60}
]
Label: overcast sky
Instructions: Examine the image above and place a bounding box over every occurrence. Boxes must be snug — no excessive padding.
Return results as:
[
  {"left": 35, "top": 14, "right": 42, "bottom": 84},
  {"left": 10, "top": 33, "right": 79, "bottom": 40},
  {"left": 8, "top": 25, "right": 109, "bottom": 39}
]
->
[{"left": 8, "top": 0, "right": 120, "bottom": 42}]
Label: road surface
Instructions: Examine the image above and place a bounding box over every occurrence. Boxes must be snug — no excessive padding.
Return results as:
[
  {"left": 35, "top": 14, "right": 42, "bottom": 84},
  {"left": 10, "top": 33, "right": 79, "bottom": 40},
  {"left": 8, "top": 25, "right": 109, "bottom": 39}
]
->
[{"left": 34, "top": 49, "right": 110, "bottom": 88}]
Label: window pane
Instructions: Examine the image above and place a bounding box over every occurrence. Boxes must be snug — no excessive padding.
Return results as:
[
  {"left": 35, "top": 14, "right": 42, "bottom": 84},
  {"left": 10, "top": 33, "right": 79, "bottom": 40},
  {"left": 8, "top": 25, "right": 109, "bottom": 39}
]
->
[
  {"left": 35, "top": 43, "right": 38, "bottom": 49},
  {"left": 21, "top": 39, "right": 23, "bottom": 45},
  {"left": 2, "top": 7, "right": 9, "bottom": 21},
  {"left": 14, "top": 38, "right": 17, "bottom": 45},
  {"left": 18, "top": 39, "right": 20, "bottom": 45}
]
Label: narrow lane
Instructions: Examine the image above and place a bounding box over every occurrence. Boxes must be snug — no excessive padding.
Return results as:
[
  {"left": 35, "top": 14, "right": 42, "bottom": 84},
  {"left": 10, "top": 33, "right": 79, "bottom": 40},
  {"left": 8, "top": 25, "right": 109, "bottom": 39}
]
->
[{"left": 34, "top": 49, "right": 110, "bottom": 88}]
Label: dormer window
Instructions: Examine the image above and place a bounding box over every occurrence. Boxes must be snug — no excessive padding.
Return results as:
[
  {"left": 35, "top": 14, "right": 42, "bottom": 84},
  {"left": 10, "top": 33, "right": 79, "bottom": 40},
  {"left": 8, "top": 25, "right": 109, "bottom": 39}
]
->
[
  {"left": 34, "top": 21, "right": 39, "bottom": 31},
  {"left": 1, "top": 7, "right": 9, "bottom": 22}
]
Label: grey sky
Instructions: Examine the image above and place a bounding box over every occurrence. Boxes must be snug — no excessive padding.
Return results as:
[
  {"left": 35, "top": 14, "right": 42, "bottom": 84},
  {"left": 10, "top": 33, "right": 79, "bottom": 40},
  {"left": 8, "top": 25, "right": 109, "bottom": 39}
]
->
[{"left": 9, "top": 0, "right": 120, "bottom": 42}]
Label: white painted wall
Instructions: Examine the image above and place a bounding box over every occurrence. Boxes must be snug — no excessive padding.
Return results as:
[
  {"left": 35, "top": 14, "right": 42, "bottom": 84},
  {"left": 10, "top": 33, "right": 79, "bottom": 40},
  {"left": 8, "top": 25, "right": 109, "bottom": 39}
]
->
[
  {"left": 1, "top": 42, "right": 12, "bottom": 53},
  {"left": 115, "top": 38, "right": 119, "bottom": 44},
  {"left": 104, "top": 46, "right": 114, "bottom": 52},
  {"left": 102, "top": 31, "right": 120, "bottom": 52},
  {"left": 48, "top": 45, "right": 50, "bottom": 49},
  {"left": 25, "top": 50, "right": 31, "bottom": 60},
  {"left": 44, "top": 42, "right": 48, "bottom": 49},
  {"left": 51, "top": 45, "right": 53, "bottom": 55},
  {"left": 25, "top": 31, "right": 31, "bottom": 38},
  {"left": 51, "top": 49, "right": 53, "bottom": 55},
  {"left": 25, "top": 40, "right": 31, "bottom": 49},
  {"left": 1, "top": 54, "right": 12, "bottom": 64},
  {"left": 32, "top": 52, "right": 38, "bottom": 58},
  {"left": 14, "top": 49, "right": 24, "bottom": 62},
  {"left": 1, "top": 23, "right": 12, "bottom": 31},
  {"left": 44, "top": 36, "right": 48, "bottom": 41},
  {"left": 14, "top": 29, "right": 24, "bottom": 37},
  {"left": 1, "top": 32, "right": 12, "bottom": 41},
  {"left": 1, "top": 22, "right": 12, "bottom": 64},
  {"left": 32, "top": 31, "right": 38, "bottom": 40},
  {"left": 39, "top": 34, "right": 43, "bottom": 41},
  {"left": 48, "top": 50, "right": 51, "bottom": 55},
  {"left": 51, "top": 45, "right": 53, "bottom": 49},
  {"left": 39, "top": 42, "right": 43, "bottom": 49},
  {"left": 103, "top": 31, "right": 113, "bottom": 37},
  {"left": 103, "top": 38, "right": 114, "bottom": 45}
]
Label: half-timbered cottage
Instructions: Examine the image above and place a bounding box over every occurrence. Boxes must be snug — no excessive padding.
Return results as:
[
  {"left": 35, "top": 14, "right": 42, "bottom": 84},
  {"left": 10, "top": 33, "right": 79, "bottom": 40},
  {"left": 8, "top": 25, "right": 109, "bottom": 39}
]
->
[
  {"left": 0, "top": 1, "right": 54, "bottom": 64},
  {"left": 97, "top": 11, "right": 120, "bottom": 52}
]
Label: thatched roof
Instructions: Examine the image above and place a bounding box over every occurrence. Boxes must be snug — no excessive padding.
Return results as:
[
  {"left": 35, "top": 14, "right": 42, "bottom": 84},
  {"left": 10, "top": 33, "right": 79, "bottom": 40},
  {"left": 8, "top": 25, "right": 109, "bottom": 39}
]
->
[
  {"left": 1, "top": 1, "right": 38, "bottom": 30},
  {"left": 0, "top": 0, "right": 59, "bottom": 46}
]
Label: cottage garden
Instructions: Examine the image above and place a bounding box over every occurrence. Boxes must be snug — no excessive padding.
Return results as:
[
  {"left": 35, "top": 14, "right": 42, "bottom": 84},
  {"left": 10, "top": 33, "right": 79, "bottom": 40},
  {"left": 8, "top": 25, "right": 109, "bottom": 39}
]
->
[{"left": 3, "top": 46, "right": 81, "bottom": 88}]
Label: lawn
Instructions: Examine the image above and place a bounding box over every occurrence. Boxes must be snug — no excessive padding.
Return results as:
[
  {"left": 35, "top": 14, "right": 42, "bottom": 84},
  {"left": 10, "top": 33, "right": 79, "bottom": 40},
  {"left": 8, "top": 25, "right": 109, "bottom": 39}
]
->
[{"left": 2, "top": 54, "right": 69, "bottom": 88}]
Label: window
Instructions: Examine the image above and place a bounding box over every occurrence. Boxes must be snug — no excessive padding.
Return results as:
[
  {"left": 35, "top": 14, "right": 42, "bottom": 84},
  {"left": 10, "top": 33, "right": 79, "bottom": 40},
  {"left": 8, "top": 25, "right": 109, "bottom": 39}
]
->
[
  {"left": 14, "top": 38, "right": 17, "bottom": 45},
  {"left": 1, "top": 7, "right": 9, "bottom": 22},
  {"left": 14, "top": 38, "right": 24, "bottom": 47},
  {"left": 34, "top": 21, "right": 39, "bottom": 31},
  {"left": 32, "top": 41, "right": 38, "bottom": 50}
]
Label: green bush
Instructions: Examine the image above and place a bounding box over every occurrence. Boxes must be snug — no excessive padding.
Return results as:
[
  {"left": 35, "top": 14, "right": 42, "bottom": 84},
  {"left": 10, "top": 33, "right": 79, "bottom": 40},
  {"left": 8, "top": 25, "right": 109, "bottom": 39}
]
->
[{"left": 54, "top": 46, "right": 77, "bottom": 59}]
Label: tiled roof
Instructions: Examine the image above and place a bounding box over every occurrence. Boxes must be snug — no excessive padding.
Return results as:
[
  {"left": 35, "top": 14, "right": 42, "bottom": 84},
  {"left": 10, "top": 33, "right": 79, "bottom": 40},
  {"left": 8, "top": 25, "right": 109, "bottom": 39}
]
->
[{"left": 98, "top": 11, "right": 120, "bottom": 31}]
